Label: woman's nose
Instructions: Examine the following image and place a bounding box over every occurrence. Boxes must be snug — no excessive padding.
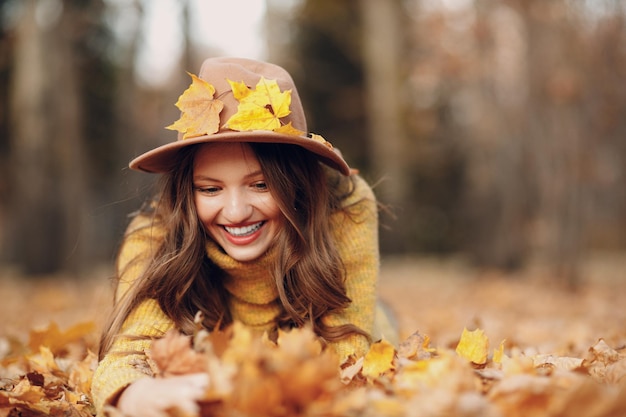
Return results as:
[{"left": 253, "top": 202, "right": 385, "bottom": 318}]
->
[{"left": 222, "top": 189, "right": 253, "bottom": 223}]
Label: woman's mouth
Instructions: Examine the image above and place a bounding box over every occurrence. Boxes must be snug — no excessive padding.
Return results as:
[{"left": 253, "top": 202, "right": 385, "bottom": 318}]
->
[{"left": 224, "top": 221, "right": 264, "bottom": 237}]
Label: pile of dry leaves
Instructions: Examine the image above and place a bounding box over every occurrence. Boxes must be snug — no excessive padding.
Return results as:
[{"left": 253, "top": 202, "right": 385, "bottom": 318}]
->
[
  {"left": 1, "top": 317, "right": 625, "bottom": 417},
  {"left": 0, "top": 322, "right": 97, "bottom": 416},
  {"left": 1, "top": 256, "right": 625, "bottom": 416}
]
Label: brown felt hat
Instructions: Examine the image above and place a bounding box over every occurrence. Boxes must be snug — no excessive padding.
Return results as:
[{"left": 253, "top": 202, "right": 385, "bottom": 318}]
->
[{"left": 129, "top": 57, "right": 351, "bottom": 175}]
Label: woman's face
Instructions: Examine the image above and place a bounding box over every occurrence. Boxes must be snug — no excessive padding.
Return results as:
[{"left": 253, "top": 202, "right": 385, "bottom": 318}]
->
[{"left": 193, "top": 142, "right": 284, "bottom": 262}]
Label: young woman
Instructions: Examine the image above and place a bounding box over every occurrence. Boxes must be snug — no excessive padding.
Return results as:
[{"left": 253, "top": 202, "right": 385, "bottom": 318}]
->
[{"left": 92, "top": 57, "right": 391, "bottom": 416}]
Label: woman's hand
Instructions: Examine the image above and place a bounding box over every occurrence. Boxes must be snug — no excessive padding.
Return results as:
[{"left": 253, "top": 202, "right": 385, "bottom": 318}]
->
[{"left": 116, "top": 373, "right": 209, "bottom": 417}]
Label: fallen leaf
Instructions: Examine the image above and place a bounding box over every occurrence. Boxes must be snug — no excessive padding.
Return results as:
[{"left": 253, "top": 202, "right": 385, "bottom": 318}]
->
[
  {"left": 147, "top": 330, "right": 207, "bottom": 377},
  {"left": 456, "top": 327, "right": 489, "bottom": 365},
  {"left": 362, "top": 339, "right": 396, "bottom": 380},
  {"left": 28, "top": 321, "right": 95, "bottom": 356},
  {"left": 340, "top": 356, "right": 364, "bottom": 385},
  {"left": 493, "top": 339, "right": 507, "bottom": 364},
  {"left": 397, "top": 330, "right": 433, "bottom": 360}
]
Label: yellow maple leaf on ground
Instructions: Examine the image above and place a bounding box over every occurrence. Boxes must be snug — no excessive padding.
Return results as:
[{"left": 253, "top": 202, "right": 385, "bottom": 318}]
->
[
  {"left": 456, "top": 327, "right": 489, "bottom": 365},
  {"left": 493, "top": 339, "right": 507, "bottom": 364},
  {"left": 225, "top": 77, "right": 303, "bottom": 135},
  {"left": 362, "top": 339, "right": 396, "bottom": 380},
  {"left": 166, "top": 73, "right": 224, "bottom": 139}
]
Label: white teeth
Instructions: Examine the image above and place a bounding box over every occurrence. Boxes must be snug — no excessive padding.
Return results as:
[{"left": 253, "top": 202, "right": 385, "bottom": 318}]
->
[{"left": 224, "top": 222, "right": 263, "bottom": 237}]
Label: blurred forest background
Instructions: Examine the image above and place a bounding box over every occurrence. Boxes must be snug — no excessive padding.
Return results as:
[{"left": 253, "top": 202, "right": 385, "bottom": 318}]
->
[{"left": 0, "top": 0, "right": 625, "bottom": 284}]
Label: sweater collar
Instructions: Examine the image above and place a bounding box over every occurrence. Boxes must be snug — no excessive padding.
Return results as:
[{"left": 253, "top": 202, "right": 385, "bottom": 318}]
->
[{"left": 205, "top": 239, "right": 279, "bottom": 304}]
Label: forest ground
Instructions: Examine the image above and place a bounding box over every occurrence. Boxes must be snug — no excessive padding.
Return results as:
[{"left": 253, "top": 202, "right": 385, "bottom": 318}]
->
[{"left": 1, "top": 251, "right": 624, "bottom": 357}]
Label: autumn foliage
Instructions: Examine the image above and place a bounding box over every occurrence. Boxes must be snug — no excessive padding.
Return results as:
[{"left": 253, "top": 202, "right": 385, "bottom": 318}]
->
[
  {"left": 2, "top": 259, "right": 625, "bottom": 417},
  {"left": 166, "top": 73, "right": 305, "bottom": 139},
  {"left": 1, "top": 315, "right": 625, "bottom": 417},
  {"left": 0, "top": 322, "right": 97, "bottom": 416}
]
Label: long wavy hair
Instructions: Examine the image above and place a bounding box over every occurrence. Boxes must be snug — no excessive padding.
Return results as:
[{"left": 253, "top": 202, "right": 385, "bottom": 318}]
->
[{"left": 98, "top": 142, "right": 369, "bottom": 359}]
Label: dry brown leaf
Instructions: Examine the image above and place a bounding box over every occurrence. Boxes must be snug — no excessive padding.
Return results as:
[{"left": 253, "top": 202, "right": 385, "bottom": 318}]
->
[
  {"left": 397, "top": 330, "right": 433, "bottom": 360},
  {"left": 28, "top": 321, "right": 95, "bottom": 356},
  {"left": 585, "top": 339, "right": 622, "bottom": 365},
  {"left": 340, "top": 356, "right": 364, "bottom": 385},
  {"left": 489, "top": 371, "right": 626, "bottom": 417},
  {"left": 68, "top": 350, "right": 97, "bottom": 394},
  {"left": 603, "top": 358, "right": 626, "bottom": 385},
  {"left": 147, "top": 330, "right": 207, "bottom": 377},
  {"left": 532, "top": 354, "right": 584, "bottom": 373}
]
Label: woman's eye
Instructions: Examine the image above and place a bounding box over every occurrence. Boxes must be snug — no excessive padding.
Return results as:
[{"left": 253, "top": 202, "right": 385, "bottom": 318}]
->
[
  {"left": 252, "top": 182, "right": 268, "bottom": 191},
  {"left": 195, "top": 186, "right": 220, "bottom": 194}
]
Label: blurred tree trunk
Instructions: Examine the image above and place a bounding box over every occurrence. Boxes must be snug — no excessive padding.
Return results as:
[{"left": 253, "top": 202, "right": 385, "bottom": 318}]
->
[
  {"left": 462, "top": 0, "right": 595, "bottom": 283},
  {"left": 463, "top": 1, "right": 531, "bottom": 269},
  {"left": 110, "top": 0, "right": 144, "bottom": 233},
  {"left": 8, "top": 0, "right": 87, "bottom": 275},
  {"left": 0, "top": 1, "right": 12, "bottom": 264},
  {"left": 522, "top": 1, "right": 586, "bottom": 285},
  {"left": 360, "top": 0, "right": 409, "bottom": 252}
]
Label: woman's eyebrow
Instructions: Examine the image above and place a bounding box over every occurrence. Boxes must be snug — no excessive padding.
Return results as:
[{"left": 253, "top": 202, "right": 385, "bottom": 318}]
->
[
  {"left": 193, "top": 174, "right": 220, "bottom": 182},
  {"left": 243, "top": 170, "right": 263, "bottom": 179},
  {"left": 193, "top": 170, "right": 263, "bottom": 182}
]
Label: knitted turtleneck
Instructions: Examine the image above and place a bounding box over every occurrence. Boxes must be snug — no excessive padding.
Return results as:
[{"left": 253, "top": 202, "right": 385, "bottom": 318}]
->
[{"left": 205, "top": 240, "right": 281, "bottom": 331}]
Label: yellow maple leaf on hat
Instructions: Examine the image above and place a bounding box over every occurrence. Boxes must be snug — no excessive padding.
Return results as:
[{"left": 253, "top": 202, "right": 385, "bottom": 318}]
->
[
  {"left": 308, "top": 132, "right": 333, "bottom": 149},
  {"left": 274, "top": 122, "right": 305, "bottom": 136},
  {"left": 225, "top": 77, "right": 304, "bottom": 135},
  {"left": 166, "top": 73, "right": 224, "bottom": 139}
]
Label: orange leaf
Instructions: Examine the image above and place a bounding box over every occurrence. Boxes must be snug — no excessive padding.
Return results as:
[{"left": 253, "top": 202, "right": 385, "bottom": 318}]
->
[
  {"left": 26, "top": 346, "right": 59, "bottom": 375},
  {"left": 28, "top": 321, "right": 95, "bottom": 356},
  {"left": 147, "top": 330, "right": 207, "bottom": 377},
  {"left": 3, "top": 379, "right": 50, "bottom": 414},
  {"left": 166, "top": 73, "right": 224, "bottom": 139},
  {"left": 68, "top": 350, "right": 97, "bottom": 394}
]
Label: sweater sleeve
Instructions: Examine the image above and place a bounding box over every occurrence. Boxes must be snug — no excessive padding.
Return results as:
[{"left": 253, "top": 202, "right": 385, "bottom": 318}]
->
[
  {"left": 324, "top": 175, "right": 380, "bottom": 362},
  {"left": 91, "top": 300, "right": 174, "bottom": 416},
  {"left": 91, "top": 215, "right": 174, "bottom": 416}
]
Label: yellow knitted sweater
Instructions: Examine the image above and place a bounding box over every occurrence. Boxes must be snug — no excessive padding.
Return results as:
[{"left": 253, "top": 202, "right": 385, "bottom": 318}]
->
[{"left": 91, "top": 175, "right": 379, "bottom": 415}]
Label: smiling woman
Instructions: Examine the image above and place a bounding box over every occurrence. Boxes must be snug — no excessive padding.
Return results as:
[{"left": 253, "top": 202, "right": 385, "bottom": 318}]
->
[
  {"left": 193, "top": 143, "right": 284, "bottom": 262},
  {"left": 91, "top": 56, "right": 393, "bottom": 417}
]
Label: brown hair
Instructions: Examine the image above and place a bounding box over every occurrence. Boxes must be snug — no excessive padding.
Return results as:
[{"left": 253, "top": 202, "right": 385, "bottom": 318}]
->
[{"left": 98, "top": 143, "right": 368, "bottom": 359}]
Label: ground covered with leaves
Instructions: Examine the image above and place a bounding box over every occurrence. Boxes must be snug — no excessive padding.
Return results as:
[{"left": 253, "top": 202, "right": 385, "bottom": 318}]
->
[{"left": 1, "top": 254, "right": 625, "bottom": 416}]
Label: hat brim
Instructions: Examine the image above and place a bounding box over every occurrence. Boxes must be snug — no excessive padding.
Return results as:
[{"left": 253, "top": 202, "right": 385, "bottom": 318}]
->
[{"left": 129, "top": 130, "right": 351, "bottom": 176}]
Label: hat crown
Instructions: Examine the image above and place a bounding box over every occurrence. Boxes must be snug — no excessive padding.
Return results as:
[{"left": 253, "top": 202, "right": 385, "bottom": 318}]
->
[
  {"left": 189, "top": 57, "right": 307, "bottom": 140},
  {"left": 129, "top": 57, "right": 351, "bottom": 176}
]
